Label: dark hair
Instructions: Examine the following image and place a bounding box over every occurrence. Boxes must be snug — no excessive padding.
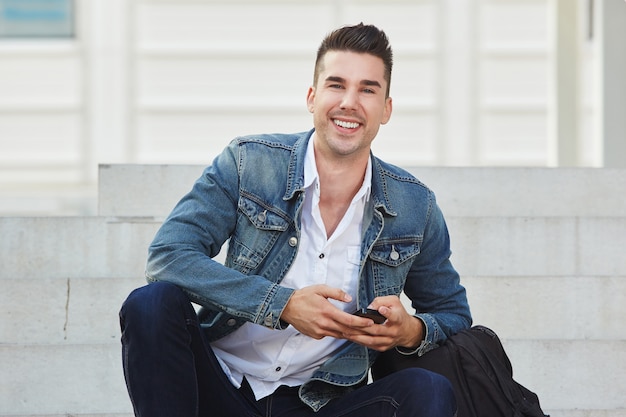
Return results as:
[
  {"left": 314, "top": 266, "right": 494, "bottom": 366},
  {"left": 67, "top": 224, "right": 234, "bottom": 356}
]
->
[{"left": 314, "top": 23, "right": 393, "bottom": 97}]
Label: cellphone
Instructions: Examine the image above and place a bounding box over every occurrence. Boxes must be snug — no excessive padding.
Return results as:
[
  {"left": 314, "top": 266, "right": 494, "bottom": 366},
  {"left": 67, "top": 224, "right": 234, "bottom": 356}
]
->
[{"left": 353, "top": 308, "right": 386, "bottom": 324}]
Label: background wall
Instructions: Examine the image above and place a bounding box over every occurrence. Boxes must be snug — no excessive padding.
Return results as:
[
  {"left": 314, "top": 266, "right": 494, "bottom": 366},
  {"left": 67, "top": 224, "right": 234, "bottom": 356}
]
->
[{"left": 0, "top": 0, "right": 622, "bottom": 216}]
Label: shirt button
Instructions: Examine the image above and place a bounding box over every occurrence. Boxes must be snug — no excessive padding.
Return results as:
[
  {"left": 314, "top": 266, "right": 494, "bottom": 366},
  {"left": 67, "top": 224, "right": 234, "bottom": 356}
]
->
[
  {"left": 275, "top": 367, "right": 282, "bottom": 372},
  {"left": 288, "top": 237, "right": 298, "bottom": 247},
  {"left": 319, "top": 253, "right": 325, "bottom": 259}
]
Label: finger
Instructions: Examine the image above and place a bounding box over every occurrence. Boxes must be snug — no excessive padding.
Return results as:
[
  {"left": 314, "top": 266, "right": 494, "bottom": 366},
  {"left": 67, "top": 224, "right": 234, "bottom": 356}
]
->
[
  {"left": 342, "top": 312, "right": 377, "bottom": 328},
  {"left": 367, "top": 297, "right": 405, "bottom": 321},
  {"left": 368, "top": 295, "right": 402, "bottom": 310},
  {"left": 343, "top": 331, "right": 396, "bottom": 352},
  {"left": 317, "top": 285, "right": 352, "bottom": 304}
]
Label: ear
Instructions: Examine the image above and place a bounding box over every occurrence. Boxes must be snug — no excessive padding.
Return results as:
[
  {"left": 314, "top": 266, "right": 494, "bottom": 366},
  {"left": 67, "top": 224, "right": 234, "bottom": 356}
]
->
[
  {"left": 306, "top": 86, "right": 316, "bottom": 113},
  {"left": 381, "top": 96, "right": 393, "bottom": 125}
]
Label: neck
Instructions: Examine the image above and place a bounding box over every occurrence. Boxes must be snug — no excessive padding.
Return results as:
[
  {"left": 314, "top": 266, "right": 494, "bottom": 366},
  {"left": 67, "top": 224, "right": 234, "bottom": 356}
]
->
[
  {"left": 316, "top": 154, "right": 367, "bottom": 202},
  {"left": 316, "top": 163, "right": 366, "bottom": 238}
]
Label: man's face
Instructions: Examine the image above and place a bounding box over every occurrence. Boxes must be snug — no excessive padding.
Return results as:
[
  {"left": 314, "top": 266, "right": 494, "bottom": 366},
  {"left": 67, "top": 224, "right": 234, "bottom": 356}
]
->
[{"left": 306, "top": 50, "right": 392, "bottom": 162}]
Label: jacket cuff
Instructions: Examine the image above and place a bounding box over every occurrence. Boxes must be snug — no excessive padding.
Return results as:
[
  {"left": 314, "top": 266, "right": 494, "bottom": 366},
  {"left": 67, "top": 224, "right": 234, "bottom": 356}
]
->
[
  {"left": 259, "top": 283, "right": 294, "bottom": 330},
  {"left": 395, "top": 314, "right": 438, "bottom": 356}
]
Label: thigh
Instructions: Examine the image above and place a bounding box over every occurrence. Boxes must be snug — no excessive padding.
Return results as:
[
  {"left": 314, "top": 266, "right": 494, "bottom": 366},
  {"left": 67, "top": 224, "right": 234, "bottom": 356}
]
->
[
  {"left": 182, "top": 302, "right": 262, "bottom": 417},
  {"left": 317, "top": 368, "right": 456, "bottom": 417},
  {"left": 121, "top": 282, "right": 260, "bottom": 417},
  {"left": 268, "top": 368, "right": 455, "bottom": 417}
]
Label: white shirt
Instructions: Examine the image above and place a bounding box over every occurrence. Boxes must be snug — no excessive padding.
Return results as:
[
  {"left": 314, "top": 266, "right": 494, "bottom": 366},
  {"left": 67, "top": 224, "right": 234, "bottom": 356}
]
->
[{"left": 211, "top": 135, "right": 372, "bottom": 400}]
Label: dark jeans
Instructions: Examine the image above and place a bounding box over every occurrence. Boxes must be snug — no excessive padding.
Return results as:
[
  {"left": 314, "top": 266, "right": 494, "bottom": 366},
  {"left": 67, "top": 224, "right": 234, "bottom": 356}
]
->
[{"left": 119, "top": 281, "right": 456, "bottom": 417}]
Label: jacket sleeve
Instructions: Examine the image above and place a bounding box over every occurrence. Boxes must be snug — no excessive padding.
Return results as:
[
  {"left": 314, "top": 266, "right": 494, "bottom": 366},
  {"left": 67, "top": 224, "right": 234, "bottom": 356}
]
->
[
  {"left": 145, "top": 139, "right": 294, "bottom": 329},
  {"left": 401, "top": 193, "right": 472, "bottom": 355}
]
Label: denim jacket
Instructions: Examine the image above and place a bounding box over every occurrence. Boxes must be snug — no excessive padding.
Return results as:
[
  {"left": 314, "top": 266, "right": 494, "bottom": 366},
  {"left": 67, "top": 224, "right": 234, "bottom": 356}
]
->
[{"left": 146, "top": 129, "right": 472, "bottom": 411}]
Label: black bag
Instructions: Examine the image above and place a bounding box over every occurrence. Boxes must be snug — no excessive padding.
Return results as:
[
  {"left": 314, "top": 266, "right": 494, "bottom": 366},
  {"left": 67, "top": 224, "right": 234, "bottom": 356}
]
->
[{"left": 371, "top": 325, "right": 549, "bottom": 417}]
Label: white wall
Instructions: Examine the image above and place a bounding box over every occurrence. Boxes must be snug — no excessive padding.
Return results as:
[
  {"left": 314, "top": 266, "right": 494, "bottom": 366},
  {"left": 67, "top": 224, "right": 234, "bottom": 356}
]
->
[{"left": 0, "top": 0, "right": 608, "bottom": 215}]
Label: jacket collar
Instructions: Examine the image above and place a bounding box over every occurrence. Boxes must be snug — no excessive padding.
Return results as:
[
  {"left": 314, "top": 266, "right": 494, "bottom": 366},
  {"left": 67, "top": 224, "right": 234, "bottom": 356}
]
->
[{"left": 283, "top": 129, "right": 397, "bottom": 217}]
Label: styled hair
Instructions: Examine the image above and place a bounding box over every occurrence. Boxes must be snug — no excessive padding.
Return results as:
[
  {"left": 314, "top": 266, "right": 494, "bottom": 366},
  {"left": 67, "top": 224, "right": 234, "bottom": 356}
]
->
[{"left": 314, "top": 23, "right": 393, "bottom": 97}]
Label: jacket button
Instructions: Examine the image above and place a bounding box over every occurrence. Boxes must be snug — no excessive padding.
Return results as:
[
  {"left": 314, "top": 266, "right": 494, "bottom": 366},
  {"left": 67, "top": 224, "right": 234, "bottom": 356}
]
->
[
  {"left": 226, "top": 318, "right": 237, "bottom": 326},
  {"left": 288, "top": 237, "right": 298, "bottom": 247},
  {"left": 390, "top": 245, "right": 400, "bottom": 261}
]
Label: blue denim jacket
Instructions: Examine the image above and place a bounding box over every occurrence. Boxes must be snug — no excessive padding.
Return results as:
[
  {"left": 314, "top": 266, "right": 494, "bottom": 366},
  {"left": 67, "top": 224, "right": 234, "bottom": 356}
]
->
[{"left": 146, "top": 129, "right": 471, "bottom": 411}]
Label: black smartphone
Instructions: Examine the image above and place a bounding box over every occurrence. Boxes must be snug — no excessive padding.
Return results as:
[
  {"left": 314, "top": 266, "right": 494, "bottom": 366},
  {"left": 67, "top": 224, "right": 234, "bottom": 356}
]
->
[{"left": 353, "top": 308, "right": 386, "bottom": 324}]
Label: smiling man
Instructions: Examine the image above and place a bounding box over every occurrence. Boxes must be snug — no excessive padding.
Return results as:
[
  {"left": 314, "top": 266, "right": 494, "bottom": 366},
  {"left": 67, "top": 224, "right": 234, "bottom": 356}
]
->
[
  {"left": 120, "top": 23, "right": 471, "bottom": 417},
  {"left": 307, "top": 51, "right": 392, "bottom": 161}
]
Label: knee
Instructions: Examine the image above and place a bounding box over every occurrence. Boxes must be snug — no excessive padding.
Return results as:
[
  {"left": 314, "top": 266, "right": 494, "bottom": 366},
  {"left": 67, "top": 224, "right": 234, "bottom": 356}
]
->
[
  {"left": 120, "top": 281, "right": 188, "bottom": 325},
  {"left": 418, "top": 368, "right": 454, "bottom": 397},
  {"left": 394, "top": 368, "right": 456, "bottom": 416}
]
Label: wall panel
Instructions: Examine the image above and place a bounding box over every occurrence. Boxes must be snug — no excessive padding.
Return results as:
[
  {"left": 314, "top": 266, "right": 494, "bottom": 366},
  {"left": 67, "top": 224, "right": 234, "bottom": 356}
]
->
[{"left": 0, "top": 0, "right": 600, "bottom": 215}]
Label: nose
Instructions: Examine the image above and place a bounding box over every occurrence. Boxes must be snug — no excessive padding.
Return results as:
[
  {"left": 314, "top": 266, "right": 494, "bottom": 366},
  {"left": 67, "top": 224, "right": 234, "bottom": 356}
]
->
[{"left": 339, "top": 88, "right": 359, "bottom": 110}]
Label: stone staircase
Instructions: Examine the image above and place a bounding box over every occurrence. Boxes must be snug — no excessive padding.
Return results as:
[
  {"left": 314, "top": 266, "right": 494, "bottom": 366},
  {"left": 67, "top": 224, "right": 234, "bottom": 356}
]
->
[{"left": 1, "top": 164, "right": 625, "bottom": 416}]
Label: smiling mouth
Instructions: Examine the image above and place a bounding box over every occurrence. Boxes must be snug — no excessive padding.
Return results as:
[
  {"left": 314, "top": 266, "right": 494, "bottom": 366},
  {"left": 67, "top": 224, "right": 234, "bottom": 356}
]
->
[{"left": 333, "top": 119, "right": 360, "bottom": 129}]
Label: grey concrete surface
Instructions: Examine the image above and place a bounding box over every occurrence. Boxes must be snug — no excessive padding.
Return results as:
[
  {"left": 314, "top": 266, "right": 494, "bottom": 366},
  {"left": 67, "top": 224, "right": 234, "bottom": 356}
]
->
[{"left": 1, "top": 164, "right": 624, "bottom": 416}]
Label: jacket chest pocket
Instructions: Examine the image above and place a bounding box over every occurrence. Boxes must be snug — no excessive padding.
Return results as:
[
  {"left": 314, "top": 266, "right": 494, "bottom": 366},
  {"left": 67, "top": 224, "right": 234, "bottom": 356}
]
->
[
  {"left": 227, "top": 196, "right": 290, "bottom": 274},
  {"left": 368, "top": 238, "right": 421, "bottom": 295}
]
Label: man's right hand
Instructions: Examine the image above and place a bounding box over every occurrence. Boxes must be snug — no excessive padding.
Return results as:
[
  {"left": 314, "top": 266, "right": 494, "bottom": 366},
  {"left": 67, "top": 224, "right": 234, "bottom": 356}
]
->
[{"left": 280, "top": 285, "right": 372, "bottom": 339}]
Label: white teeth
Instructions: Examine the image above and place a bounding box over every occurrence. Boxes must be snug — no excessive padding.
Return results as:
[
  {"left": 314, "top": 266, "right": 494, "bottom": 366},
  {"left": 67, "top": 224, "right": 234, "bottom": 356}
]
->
[{"left": 334, "top": 119, "right": 359, "bottom": 129}]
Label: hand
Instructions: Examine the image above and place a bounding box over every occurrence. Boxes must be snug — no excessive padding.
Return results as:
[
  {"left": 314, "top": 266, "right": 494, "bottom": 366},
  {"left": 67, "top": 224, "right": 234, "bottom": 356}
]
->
[
  {"left": 342, "top": 296, "right": 425, "bottom": 352},
  {"left": 280, "top": 285, "right": 376, "bottom": 339}
]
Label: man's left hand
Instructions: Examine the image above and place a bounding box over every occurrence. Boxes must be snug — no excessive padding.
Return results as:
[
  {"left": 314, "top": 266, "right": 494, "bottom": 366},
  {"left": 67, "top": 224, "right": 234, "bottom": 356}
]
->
[{"left": 342, "top": 296, "right": 424, "bottom": 352}]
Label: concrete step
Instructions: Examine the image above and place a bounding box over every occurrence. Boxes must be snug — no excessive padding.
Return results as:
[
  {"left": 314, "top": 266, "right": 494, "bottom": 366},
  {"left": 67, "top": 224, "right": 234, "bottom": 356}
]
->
[
  {"left": 1, "top": 277, "right": 144, "bottom": 345},
  {"left": 2, "top": 275, "right": 623, "bottom": 346},
  {"left": 0, "top": 344, "right": 132, "bottom": 416},
  {"left": 447, "top": 216, "right": 626, "bottom": 277},
  {"left": 5, "top": 162, "right": 626, "bottom": 417},
  {"left": 0, "top": 217, "right": 160, "bottom": 280},
  {"left": 502, "top": 339, "right": 626, "bottom": 411},
  {"left": 3, "top": 215, "right": 625, "bottom": 280},
  {"left": 408, "top": 167, "right": 626, "bottom": 217},
  {"left": 98, "top": 164, "right": 626, "bottom": 217},
  {"left": 3, "top": 215, "right": 623, "bottom": 341},
  {"left": 1, "top": 340, "right": 623, "bottom": 415},
  {"left": 464, "top": 276, "right": 626, "bottom": 340}
]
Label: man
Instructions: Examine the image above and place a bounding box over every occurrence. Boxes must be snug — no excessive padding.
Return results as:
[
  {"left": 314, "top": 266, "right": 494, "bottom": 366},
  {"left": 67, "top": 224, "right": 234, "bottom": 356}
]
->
[{"left": 120, "top": 23, "right": 471, "bottom": 416}]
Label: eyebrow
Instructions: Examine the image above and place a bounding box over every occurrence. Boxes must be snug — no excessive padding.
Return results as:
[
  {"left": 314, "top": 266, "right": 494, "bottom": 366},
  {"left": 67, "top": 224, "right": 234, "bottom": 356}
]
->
[{"left": 325, "top": 76, "right": 382, "bottom": 89}]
